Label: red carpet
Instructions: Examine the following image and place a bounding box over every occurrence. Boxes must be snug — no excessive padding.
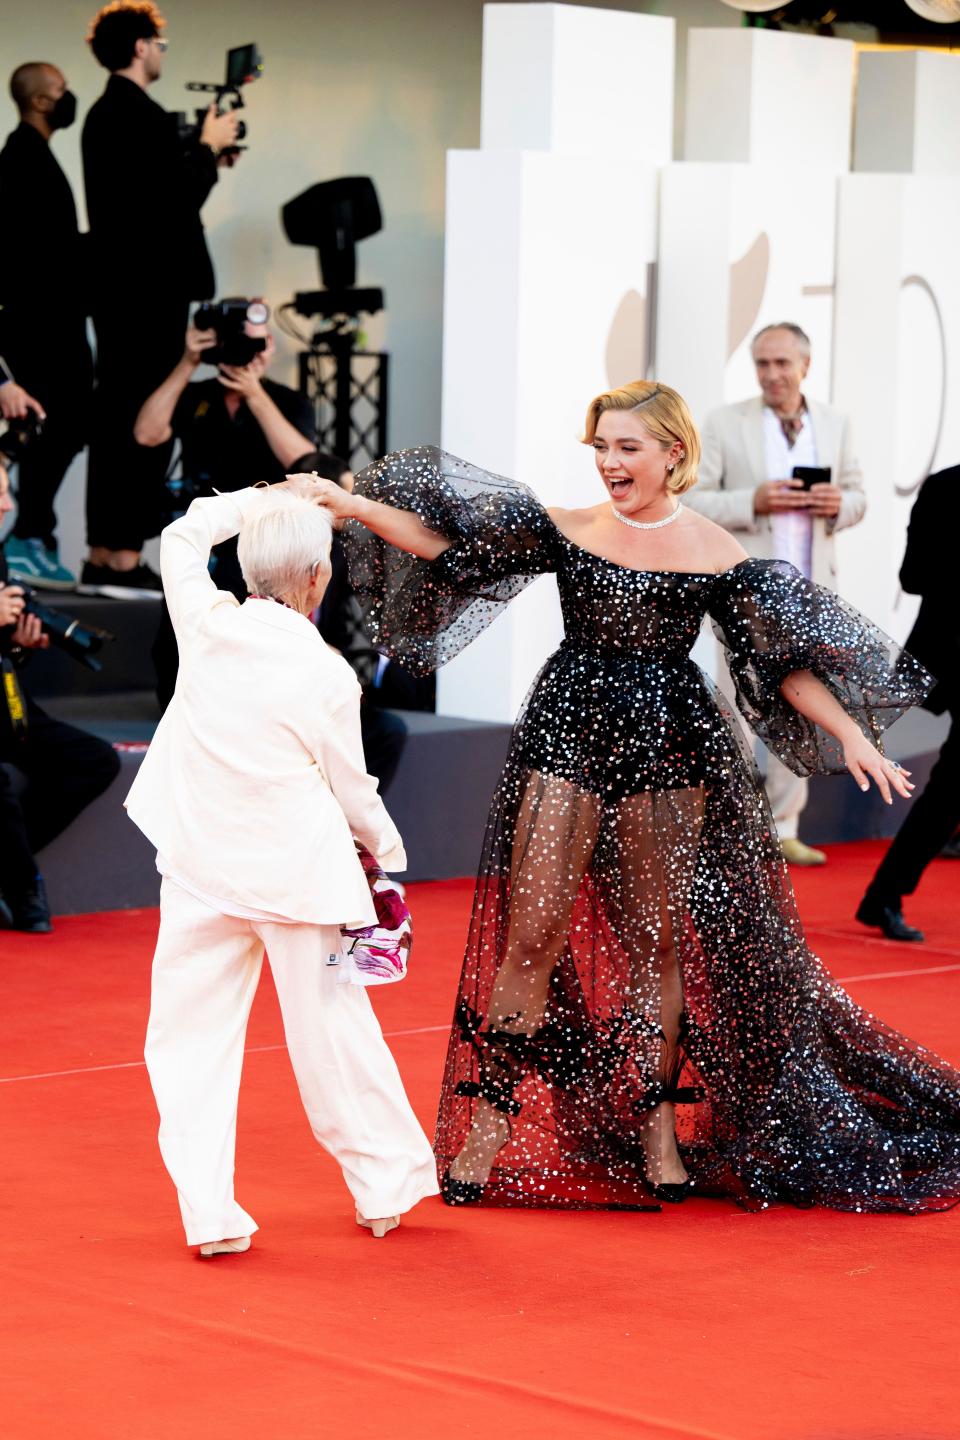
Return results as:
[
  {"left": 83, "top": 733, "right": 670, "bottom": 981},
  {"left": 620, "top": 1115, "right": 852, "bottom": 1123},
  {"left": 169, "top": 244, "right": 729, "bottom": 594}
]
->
[{"left": 1, "top": 840, "right": 958, "bottom": 1440}]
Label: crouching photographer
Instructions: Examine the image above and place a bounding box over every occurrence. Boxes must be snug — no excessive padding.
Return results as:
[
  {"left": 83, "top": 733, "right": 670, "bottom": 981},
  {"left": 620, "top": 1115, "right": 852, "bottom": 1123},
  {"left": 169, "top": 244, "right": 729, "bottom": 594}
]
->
[
  {"left": 0, "top": 460, "right": 120, "bottom": 932},
  {"left": 135, "top": 299, "right": 323, "bottom": 704}
]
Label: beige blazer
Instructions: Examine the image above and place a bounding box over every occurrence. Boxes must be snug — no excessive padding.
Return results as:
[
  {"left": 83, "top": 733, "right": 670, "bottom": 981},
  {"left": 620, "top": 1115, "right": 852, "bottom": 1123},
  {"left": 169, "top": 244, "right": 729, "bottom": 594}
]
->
[
  {"left": 685, "top": 395, "right": 866, "bottom": 587},
  {"left": 125, "top": 488, "right": 405, "bottom": 926}
]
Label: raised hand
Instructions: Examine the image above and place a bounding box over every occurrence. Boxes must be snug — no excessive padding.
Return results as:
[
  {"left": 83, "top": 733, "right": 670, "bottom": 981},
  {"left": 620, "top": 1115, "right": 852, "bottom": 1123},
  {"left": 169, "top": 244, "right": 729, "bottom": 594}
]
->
[
  {"left": 283, "top": 473, "right": 357, "bottom": 522},
  {"left": 184, "top": 326, "right": 218, "bottom": 365}
]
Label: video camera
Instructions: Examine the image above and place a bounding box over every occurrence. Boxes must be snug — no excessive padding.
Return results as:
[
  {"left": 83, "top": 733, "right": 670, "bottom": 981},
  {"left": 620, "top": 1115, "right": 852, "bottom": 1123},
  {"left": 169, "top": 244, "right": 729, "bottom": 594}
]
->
[
  {"left": 175, "top": 43, "right": 264, "bottom": 155},
  {"left": 17, "top": 586, "right": 114, "bottom": 672},
  {"left": 193, "top": 298, "right": 270, "bottom": 367}
]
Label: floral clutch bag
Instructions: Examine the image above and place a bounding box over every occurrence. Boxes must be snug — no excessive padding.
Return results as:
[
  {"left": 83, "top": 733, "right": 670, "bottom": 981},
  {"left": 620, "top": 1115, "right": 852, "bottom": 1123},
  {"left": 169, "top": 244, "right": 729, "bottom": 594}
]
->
[{"left": 338, "top": 844, "right": 411, "bottom": 987}]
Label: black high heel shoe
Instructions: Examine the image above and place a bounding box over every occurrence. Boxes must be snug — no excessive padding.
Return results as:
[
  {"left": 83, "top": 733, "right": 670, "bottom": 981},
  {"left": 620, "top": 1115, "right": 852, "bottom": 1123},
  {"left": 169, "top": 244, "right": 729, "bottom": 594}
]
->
[
  {"left": 634, "top": 1073, "right": 701, "bottom": 1206},
  {"left": 441, "top": 1173, "right": 484, "bottom": 1206},
  {"left": 440, "top": 1003, "right": 532, "bottom": 1207},
  {"left": 647, "top": 1179, "right": 694, "bottom": 1204}
]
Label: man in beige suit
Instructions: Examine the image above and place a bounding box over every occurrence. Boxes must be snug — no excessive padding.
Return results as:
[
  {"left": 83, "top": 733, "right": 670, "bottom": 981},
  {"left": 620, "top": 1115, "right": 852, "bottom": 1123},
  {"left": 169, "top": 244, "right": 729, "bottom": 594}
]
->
[{"left": 686, "top": 322, "right": 866, "bottom": 865}]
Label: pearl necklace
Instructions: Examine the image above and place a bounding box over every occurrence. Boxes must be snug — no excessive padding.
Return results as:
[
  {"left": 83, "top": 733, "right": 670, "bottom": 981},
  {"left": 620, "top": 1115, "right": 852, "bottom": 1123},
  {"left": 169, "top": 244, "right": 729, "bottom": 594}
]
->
[{"left": 611, "top": 502, "right": 683, "bottom": 531}]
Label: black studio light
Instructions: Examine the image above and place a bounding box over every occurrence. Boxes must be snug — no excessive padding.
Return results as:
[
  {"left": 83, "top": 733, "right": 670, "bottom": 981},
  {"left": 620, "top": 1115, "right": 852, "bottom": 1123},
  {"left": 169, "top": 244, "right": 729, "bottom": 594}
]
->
[
  {"left": 281, "top": 177, "right": 384, "bottom": 320},
  {"left": 278, "top": 177, "right": 389, "bottom": 467},
  {"left": 714, "top": 0, "right": 960, "bottom": 28}
]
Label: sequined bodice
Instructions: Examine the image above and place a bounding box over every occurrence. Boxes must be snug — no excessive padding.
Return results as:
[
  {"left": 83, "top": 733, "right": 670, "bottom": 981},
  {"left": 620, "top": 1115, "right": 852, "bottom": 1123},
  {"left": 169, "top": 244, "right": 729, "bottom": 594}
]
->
[{"left": 556, "top": 538, "right": 713, "bottom": 659}]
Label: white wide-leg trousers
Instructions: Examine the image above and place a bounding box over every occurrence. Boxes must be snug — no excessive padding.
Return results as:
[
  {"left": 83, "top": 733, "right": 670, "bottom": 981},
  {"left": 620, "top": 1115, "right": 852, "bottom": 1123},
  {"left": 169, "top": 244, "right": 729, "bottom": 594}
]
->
[
  {"left": 763, "top": 752, "right": 809, "bottom": 842},
  {"left": 144, "top": 878, "right": 439, "bottom": 1246}
]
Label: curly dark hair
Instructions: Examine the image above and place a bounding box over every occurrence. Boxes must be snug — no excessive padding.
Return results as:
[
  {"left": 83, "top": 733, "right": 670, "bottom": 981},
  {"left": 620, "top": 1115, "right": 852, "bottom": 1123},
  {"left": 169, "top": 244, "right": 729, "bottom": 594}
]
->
[{"left": 87, "top": 2, "right": 165, "bottom": 72}]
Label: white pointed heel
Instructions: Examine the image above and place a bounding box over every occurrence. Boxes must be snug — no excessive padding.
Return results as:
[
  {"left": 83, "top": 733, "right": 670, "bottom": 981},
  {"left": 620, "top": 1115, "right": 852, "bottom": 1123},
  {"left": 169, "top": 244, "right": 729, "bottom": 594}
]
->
[
  {"left": 199, "top": 1236, "right": 252, "bottom": 1257},
  {"left": 355, "top": 1211, "right": 400, "bottom": 1239}
]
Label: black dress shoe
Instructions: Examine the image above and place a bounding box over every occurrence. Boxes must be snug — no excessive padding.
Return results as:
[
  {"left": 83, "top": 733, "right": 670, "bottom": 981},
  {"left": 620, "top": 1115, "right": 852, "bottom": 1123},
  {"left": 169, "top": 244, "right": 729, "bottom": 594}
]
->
[
  {"left": 856, "top": 897, "right": 924, "bottom": 943},
  {"left": 9, "top": 878, "right": 53, "bottom": 934}
]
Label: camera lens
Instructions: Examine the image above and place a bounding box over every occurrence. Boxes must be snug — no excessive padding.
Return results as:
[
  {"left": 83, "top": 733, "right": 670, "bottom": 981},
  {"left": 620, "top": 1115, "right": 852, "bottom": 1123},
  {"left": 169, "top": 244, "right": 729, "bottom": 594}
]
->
[{"left": 246, "top": 300, "right": 270, "bottom": 325}]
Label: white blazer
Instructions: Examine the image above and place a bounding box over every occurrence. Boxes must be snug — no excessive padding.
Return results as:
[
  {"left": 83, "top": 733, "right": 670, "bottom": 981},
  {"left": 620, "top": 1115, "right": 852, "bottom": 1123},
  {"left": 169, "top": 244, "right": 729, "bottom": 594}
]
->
[
  {"left": 125, "top": 488, "right": 405, "bottom": 927},
  {"left": 685, "top": 395, "right": 866, "bottom": 587}
]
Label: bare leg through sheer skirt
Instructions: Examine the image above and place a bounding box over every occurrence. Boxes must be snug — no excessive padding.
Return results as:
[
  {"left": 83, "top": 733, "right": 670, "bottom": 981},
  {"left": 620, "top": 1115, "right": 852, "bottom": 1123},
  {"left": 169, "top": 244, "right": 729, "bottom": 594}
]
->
[
  {"left": 447, "top": 774, "right": 598, "bottom": 1192},
  {"left": 613, "top": 786, "right": 706, "bottom": 1191},
  {"left": 446, "top": 774, "right": 703, "bottom": 1199}
]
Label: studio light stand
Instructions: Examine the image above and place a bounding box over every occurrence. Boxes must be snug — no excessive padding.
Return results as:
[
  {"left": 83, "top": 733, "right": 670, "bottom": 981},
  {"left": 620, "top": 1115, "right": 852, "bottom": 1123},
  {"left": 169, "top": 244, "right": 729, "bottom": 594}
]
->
[{"left": 280, "top": 179, "right": 389, "bottom": 470}]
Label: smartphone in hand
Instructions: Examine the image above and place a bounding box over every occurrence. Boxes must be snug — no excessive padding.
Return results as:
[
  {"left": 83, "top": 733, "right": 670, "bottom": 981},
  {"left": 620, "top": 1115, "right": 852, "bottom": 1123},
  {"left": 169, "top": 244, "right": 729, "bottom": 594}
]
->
[{"left": 792, "top": 465, "right": 832, "bottom": 490}]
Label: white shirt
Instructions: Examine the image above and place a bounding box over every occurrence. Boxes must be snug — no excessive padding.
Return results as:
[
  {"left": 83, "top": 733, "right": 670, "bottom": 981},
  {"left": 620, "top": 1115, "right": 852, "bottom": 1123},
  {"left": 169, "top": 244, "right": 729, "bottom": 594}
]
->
[{"left": 763, "top": 403, "right": 817, "bottom": 580}]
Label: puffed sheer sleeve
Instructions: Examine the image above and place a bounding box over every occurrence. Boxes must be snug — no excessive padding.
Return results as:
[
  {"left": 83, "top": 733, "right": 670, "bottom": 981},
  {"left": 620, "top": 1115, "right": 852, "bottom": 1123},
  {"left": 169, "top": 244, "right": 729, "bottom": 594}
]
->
[
  {"left": 342, "top": 446, "right": 560, "bottom": 674},
  {"left": 709, "top": 559, "right": 934, "bottom": 776}
]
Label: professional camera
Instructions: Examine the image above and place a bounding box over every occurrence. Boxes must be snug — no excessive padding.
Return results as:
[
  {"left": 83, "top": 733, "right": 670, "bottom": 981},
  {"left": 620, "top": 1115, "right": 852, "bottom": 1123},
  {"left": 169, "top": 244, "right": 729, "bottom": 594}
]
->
[
  {"left": 193, "top": 298, "right": 270, "bottom": 366},
  {"left": 0, "top": 411, "right": 44, "bottom": 465},
  {"left": 18, "top": 586, "right": 114, "bottom": 671},
  {"left": 175, "top": 43, "right": 264, "bottom": 155}
]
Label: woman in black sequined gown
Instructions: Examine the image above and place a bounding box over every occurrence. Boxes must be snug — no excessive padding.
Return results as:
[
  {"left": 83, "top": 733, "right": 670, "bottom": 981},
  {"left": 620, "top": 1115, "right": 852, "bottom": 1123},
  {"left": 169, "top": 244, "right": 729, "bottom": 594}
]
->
[{"left": 312, "top": 380, "right": 960, "bottom": 1214}]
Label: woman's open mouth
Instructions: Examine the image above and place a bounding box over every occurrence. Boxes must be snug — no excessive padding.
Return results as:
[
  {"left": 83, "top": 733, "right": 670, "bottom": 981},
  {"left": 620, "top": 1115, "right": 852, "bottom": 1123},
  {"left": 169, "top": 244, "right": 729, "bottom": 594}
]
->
[{"left": 608, "top": 477, "right": 633, "bottom": 499}]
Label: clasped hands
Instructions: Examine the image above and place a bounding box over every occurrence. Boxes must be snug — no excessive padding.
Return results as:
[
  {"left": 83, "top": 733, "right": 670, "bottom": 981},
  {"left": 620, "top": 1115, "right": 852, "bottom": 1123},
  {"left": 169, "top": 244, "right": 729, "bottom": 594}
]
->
[
  {"left": 754, "top": 479, "right": 843, "bottom": 518},
  {"left": 275, "top": 473, "right": 356, "bottom": 528}
]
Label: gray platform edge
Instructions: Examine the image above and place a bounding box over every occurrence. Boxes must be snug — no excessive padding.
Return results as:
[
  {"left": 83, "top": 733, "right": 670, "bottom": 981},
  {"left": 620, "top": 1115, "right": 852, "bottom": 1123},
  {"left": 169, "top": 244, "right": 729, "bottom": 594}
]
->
[
  {"left": 12, "top": 701, "right": 949, "bottom": 917},
  {"left": 23, "top": 706, "right": 512, "bottom": 914}
]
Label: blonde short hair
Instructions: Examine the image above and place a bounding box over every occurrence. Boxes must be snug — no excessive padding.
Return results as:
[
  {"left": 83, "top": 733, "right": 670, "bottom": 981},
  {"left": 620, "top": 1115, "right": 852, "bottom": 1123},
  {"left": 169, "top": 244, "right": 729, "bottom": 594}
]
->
[
  {"left": 238, "top": 493, "right": 332, "bottom": 601},
  {"left": 582, "top": 380, "right": 700, "bottom": 496}
]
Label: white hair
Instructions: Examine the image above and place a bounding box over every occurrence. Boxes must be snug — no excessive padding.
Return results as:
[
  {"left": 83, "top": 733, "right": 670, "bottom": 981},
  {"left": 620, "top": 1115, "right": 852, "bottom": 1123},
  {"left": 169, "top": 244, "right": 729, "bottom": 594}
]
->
[{"left": 238, "top": 492, "right": 333, "bottom": 601}]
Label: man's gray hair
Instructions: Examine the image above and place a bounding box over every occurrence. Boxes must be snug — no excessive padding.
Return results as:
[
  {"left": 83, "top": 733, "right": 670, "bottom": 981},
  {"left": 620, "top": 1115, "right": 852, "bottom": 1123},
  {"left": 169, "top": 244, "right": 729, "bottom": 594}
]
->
[
  {"left": 751, "top": 322, "right": 811, "bottom": 359},
  {"left": 238, "top": 492, "right": 333, "bottom": 600}
]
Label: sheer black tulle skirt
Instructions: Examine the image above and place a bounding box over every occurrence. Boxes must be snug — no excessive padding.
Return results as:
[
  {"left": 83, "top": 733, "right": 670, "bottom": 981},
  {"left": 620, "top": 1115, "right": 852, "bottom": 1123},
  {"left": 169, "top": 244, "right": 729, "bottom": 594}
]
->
[
  {"left": 343, "top": 446, "right": 960, "bottom": 1213},
  {"left": 433, "top": 647, "right": 960, "bottom": 1214}
]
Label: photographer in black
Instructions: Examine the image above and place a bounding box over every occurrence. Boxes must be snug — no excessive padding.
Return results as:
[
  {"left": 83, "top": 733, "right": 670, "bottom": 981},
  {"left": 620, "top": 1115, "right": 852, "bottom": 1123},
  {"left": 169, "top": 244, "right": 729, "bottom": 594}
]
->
[
  {"left": 0, "top": 61, "right": 93, "bottom": 591},
  {"left": 80, "top": 2, "right": 240, "bottom": 598},
  {"left": 137, "top": 306, "right": 410, "bottom": 791},
  {"left": 135, "top": 303, "right": 320, "bottom": 701},
  {"left": 0, "top": 459, "right": 120, "bottom": 933}
]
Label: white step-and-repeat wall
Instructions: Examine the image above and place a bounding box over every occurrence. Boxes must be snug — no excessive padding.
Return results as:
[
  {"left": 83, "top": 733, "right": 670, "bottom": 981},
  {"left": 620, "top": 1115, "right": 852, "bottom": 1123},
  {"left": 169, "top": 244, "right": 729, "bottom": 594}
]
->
[{"left": 438, "top": 2, "right": 960, "bottom": 724}]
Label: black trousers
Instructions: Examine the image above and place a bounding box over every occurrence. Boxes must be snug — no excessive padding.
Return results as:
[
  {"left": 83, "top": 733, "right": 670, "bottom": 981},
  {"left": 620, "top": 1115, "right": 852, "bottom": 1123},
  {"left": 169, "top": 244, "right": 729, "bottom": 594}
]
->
[
  {"left": 0, "top": 691, "right": 121, "bottom": 894},
  {"left": 3, "top": 334, "right": 92, "bottom": 550},
  {"left": 86, "top": 301, "right": 188, "bottom": 551},
  {"left": 867, "top": 706, "right": 960, "bottom": 901}
]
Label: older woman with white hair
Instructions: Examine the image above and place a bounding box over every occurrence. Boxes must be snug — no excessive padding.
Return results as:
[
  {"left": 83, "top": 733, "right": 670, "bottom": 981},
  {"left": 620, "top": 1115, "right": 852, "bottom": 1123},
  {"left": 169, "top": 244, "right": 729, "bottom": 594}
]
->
[{"left": 125, "top": 478, "right": 438, "bottom": 1255}]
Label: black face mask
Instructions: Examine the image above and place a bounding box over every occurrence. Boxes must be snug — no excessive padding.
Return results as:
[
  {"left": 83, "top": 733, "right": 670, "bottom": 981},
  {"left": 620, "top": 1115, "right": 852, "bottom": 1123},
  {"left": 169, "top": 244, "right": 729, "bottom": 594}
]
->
[{"left": 49, "top": 90, "right": 77, "bottom": 130}]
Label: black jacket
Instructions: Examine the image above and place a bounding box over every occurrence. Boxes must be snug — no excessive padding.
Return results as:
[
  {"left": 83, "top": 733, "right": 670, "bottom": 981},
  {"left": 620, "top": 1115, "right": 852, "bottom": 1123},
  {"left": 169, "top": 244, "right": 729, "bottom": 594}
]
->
[
  {"left": 0, "top": 123, "right": 91, "bottom": 376},
  {"left": 82, "top": 74, "right": 217, "bottom": 305},
  {"left": 901, "top": 465, "right": 960, "bottom": 715}
]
